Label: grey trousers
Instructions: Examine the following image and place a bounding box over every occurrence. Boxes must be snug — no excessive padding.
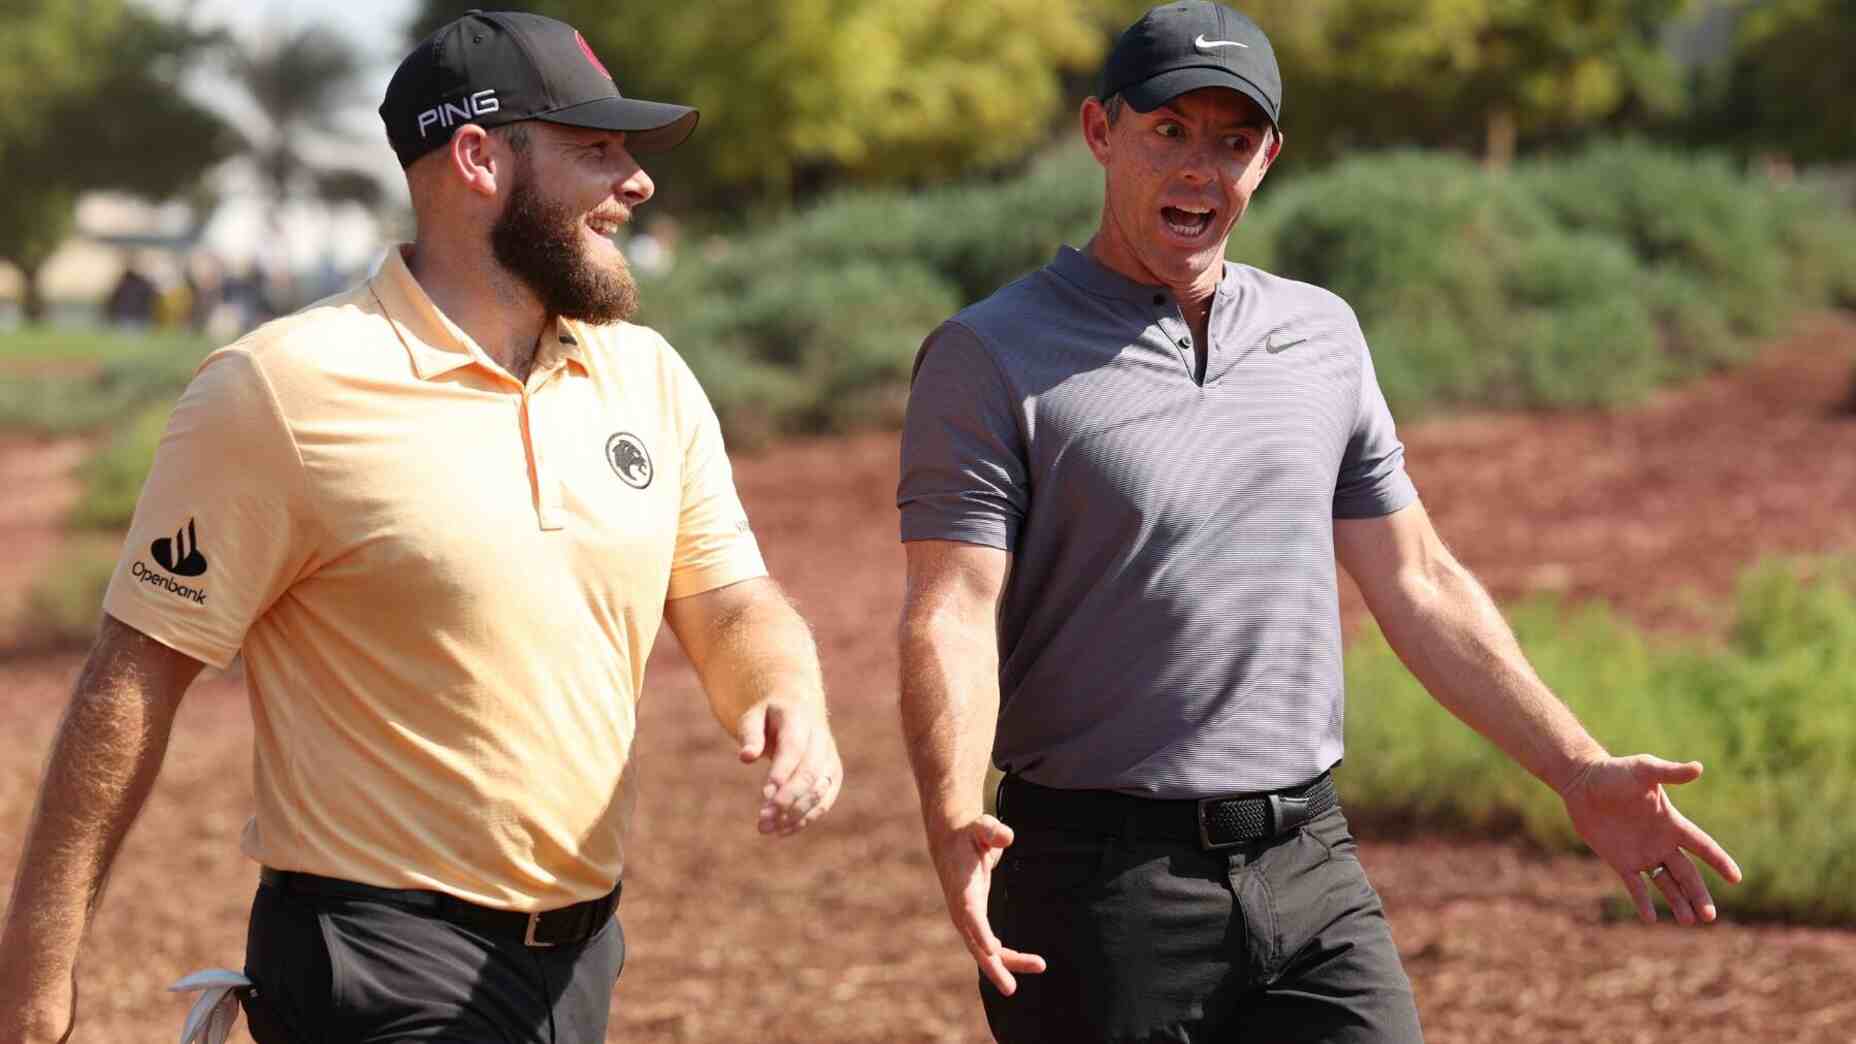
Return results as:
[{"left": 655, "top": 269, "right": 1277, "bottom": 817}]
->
[{"left": 983, "top": 803, "right": 1424, "bottom": 1043}]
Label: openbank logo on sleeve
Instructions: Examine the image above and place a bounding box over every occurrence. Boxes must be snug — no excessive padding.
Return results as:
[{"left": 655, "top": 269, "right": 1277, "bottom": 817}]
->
[{"left": 131, "top": 518, "right": 209, "bottom": 605}]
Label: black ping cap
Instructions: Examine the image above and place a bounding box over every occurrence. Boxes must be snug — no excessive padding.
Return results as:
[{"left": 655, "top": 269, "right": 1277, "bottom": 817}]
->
[
  {"left": 1099, "top": 1, "right": 1281, "bottom": 127},
  {"left": 380, "top": 9, "right": 699, "bottom": 168}
]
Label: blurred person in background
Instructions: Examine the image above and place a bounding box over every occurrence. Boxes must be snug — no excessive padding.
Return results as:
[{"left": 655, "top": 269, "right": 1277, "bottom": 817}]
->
[
  {"left": 0, "top": 11, "right": 841, "bottom": 1044},
  {"left": 102, "top": 252, "right": 159, "bottom": 327},
  {"left": 897, "top": 3, "right": 1741, "bottom": 1041}
]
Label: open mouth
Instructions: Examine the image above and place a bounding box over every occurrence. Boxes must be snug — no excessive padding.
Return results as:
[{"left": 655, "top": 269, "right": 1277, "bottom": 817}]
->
[
  {"left": 1161, "top": 206, "right": 1215, "bottom": 239},
  {"left": 586, "top": 213, "right": 626, "bottom": 237}
]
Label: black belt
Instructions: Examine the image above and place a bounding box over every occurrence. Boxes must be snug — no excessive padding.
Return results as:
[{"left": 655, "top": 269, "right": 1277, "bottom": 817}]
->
[
  {"left": 259, "top": 868, "right": 619, "bottom": 949},
  {"left": 998, "top": 770, "right": 1338, "bottom": 851}
]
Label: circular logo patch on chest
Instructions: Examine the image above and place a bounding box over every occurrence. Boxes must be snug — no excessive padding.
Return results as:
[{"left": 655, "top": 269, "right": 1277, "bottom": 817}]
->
[{"left": 606, "top": 432, "right": 653, "bottom": 489}]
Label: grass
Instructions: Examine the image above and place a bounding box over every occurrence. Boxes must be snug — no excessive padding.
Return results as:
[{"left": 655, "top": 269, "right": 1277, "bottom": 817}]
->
[
  {"left": 68, "top": 402, "right": 172, "bottom": 529},
  {"left": 0, "top": 326, "right": 210, "bottom": 437},
  {"left": 11, "top": 534, "right": 119, "bottom": 653},
  {"left": 1341, "top": 557, "right": 1856, "bottom": 924}
]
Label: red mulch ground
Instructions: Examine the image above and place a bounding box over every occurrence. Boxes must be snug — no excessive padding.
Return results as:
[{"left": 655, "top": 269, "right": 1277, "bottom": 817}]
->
[{"left": 3, "top": 315, "right": 1855, "bottom": 1042}]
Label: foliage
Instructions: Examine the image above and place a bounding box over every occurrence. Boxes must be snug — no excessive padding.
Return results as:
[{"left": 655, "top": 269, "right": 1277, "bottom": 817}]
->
[
  {"left": 0, "top": 328, "right": 209, "bottom": 436},
  {"left": 0, "top": 2, "right": 240, "bottom": 320},
  {"left": 1090, "top": 0, "right": 1690, "bottom": 167},
  {"left": 71, "top": 403, "right": 174, "bottom": 530},
  {"left": 1341, "top": 557, "right": 1856, "bottom": 924},
  {"left": 221, "top": 23, "right": 384, "bottom": 211},
  {"left": 1689, "top": 0, "right": 1856, "bottom": 164},
  {"left": 408, "top": 0, "right": 1105, "bottom": 207},
  {"left": 634, "top": 145, "right": 1103, "bottom": 441},
  {"left": 1264, "top": 142, "right": 1856, "bottom": 417},
  {"left": 14, "top": 536, "right": 119, "bottom": 653},
  {"left": 629, "top": 138, "right": 1856, "bottom": 440}
]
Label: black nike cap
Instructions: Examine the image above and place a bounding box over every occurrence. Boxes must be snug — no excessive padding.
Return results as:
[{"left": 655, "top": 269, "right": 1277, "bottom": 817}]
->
[
  {"left": 380, "top": 9, "right": 699, "bottom": 168},
  {"left": 1099, "top": 1, "right": 1281, "bottom": 127}
]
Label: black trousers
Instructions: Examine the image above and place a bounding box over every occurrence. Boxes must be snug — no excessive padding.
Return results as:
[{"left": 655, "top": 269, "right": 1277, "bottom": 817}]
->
[
  {"left": 983, "top": 801, "right": 1424, "bottom": 1043},
  {"left": 240, "top": 879, "right": 625, "bottom": 1043}
]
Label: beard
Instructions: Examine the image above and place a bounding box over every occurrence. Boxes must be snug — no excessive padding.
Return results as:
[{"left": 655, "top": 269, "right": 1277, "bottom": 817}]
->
[{"left": 489, "top": 161, "right": 640, "bottom": 324}]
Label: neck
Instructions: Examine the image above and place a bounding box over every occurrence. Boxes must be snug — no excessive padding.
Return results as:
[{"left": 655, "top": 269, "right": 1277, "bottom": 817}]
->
[
  {"left": 1083, "top": 230, "right": 1224, "bottom": 320},
  {"left": 404, "top": 239, "right": 548, "bottom": 382}
]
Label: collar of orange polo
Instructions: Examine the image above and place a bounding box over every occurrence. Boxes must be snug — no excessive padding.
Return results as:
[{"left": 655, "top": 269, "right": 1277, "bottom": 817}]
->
[{"left": 369, "top": 244, "right": 588, "bottom": 383}]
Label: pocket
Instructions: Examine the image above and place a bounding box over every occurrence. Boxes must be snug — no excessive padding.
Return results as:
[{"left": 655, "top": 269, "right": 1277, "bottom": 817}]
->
[
  {"left": 999, "top": 829, "right": 1113, "bottom": 901},
  {"left": 1305, "top": 808, "right": 1360, "bottom": 862},
  {"left": 316, "top": 908, "right": 354, "bottom": 1019},
  {"left": 243, "top": 887, "right": 338, "bottom": 1036}
]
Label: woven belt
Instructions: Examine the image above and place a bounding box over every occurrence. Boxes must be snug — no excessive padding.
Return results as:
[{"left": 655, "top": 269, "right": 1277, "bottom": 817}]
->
[
  {"left": 259, "top": 868, "right": 619, "bottom": 949},
  {"left": 998, "top": 770, "right": 1338, "bottom": 851}
]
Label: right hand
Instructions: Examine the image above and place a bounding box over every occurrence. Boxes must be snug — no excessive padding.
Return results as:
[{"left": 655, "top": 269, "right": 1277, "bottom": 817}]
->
[
  {"left": 926, "top": 814, "right": 1046, "bottom": 996},
  {"left": 0, "top": 973, "right": 75, "bottom": 1044}
]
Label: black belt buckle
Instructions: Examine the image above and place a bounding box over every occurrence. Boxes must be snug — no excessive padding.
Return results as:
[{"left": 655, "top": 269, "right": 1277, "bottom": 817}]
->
[
  {"left": 1268, "top": 793, "right": 1311, "bottom": 835},
  {"left": 1197, "top": 791, "right": 1314, "bottom": 850}
]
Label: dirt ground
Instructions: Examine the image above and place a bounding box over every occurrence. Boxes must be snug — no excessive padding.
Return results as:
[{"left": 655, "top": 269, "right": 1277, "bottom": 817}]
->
[{"left": 3, "top": 315, "right": 1855, "bottom": 1042}]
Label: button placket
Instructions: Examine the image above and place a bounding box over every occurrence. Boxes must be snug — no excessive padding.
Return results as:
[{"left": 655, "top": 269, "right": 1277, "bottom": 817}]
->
[{"left": 519, "top": 387, "right": 565, "bottom": 531}]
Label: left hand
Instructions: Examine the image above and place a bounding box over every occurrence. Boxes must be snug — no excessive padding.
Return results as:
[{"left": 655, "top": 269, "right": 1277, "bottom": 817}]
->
[
  {"left": 737, "top": 698, "right": 843, "bottom": 836},
  {"left": 1559, "top": 754, "right": 1742, "bottom": 925}
]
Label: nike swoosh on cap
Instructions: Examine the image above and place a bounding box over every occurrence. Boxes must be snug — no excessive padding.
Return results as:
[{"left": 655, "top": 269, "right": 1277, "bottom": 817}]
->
[{"left": 1194, "top": 34, "right": 1249, "bottom": 51}]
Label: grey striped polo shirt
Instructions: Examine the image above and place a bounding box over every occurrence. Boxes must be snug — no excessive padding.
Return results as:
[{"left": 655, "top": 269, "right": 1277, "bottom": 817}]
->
[{"left": 898, "top": 246, "right": 1418, "bottom": 798}]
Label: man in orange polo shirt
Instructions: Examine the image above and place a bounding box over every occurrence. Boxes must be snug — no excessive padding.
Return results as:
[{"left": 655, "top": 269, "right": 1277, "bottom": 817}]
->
[{"left": 0, "top": 13, "right": 842, "bottom": 1043}]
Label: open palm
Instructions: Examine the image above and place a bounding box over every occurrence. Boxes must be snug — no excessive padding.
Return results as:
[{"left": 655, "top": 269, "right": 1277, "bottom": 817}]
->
[{"left": 1560, "top": 754, "right": 1743, "bottom": 925}]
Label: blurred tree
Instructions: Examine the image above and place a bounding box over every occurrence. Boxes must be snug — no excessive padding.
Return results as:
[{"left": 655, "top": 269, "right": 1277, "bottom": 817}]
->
[
  {"left": 1087, "top": 0, "right": 1692, "bottom": 168},
  {"left": 0, "top": 2, "right": 240, "bottom": 322},
  {"left": 408, "top": 0, "right": 1104, "bottom": 207},
  {"left": 224, "top": 23, "right": 386, "bottom": 218},
  {"left": 1691, "top": 0, "right": 1856, "bottom": 164}
]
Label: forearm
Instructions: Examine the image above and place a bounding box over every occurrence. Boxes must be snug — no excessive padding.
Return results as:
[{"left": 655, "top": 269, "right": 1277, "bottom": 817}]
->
[
  {"left": 898, "top": 609, "right": 1001, "bottom": 837},
  {"left": 690, "top": 587, "right": 826, "bottom": 739},
  {"left": 1371, "top": 558, "right": 1606, "bottom": 793},
  {"left": 0, "top": 646, "right": 185, "bottom": 998}
]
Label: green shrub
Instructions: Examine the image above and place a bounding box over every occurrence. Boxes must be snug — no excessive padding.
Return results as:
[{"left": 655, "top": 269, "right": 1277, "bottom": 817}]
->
[
  {"left": 1342, "top": 557, "right": 1856, "bottom": 924},
  {"left": 13, "top": 536, "right": 119, "bottom": 652},
  {"left": 0, "top": 329, "right": 206, "bottom": 436},
  {"left": 69, "top": 403, "right": 170, "bottom": 529},
  {"left": 1520, "top": 141, "right": 1818, "bottom": 338},
  {"left": 1253, "top": 142, "right": 1856, "bottom": 419}
]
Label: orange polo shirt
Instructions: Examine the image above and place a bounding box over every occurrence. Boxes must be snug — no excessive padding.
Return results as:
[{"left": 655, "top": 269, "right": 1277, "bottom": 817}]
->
[{"left": 103, "top": 246, "right": 766, "bottom": 911}]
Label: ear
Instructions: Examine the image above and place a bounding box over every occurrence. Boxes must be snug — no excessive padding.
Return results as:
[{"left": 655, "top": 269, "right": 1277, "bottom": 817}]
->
[
  {"left": 1080, "top": 97, "right": 1113, "bottom": 167},
  {"left": 1262, "top": 128, "right": 1284, "bottom": 171},
  {"left": 447, "top": 124, "right": 501, "bottom": 198}
]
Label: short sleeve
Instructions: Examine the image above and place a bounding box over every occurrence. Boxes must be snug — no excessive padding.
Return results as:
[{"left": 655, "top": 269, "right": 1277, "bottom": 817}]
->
[
  {"left": 665, "top": 355, "right": 767, "bottom": 600},
  {"left": 1333, "top": 331, "right": 1420, "bottom": 520},
  {"left": 897, "top": 321, "right": 1029, "bottom": 549},
  {"left": 102, "top": 349, "right": 317, "bottom": 668}
]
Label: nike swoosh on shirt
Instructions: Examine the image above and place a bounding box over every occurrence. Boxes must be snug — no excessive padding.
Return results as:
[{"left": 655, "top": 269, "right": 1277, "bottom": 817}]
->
[
  {"left": 1194, "top": 34, "right": 1250, "bottom": 51},
  {"left": 1266, "top": 337, "right": 1308, "bottom": 354}
]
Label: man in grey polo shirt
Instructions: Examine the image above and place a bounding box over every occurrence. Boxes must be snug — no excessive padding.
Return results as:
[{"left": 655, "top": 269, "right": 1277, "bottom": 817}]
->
[{"left": 896, "top": 3, "right": 1742, "bottom": 1040}]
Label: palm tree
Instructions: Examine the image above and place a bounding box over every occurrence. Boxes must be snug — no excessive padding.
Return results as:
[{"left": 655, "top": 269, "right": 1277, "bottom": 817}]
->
[{"left": 227, "top": 23, "right": 384, "bottom": 214}]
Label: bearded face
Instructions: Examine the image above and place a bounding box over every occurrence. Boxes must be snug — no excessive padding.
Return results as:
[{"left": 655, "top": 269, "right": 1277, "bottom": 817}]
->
[{"left": 489, "top": 151, "right": 641, "bottom": 324}]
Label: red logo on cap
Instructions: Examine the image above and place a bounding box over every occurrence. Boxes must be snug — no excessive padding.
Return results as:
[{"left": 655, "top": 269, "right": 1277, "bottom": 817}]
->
[{"left": 575, "top": 31, "right": 613, "bottom": 81}]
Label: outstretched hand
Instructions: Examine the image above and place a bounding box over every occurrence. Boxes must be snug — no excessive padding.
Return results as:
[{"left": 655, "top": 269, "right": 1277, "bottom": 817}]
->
[
  {"left": 1559, "top": 754, "right": 1742, "bottom": 925},
  {"left": 738, "top": 698, "right": 842, "bottom": 836},
  {"left": 927, "top": 815, "right": 1047, "bottom": 996}
]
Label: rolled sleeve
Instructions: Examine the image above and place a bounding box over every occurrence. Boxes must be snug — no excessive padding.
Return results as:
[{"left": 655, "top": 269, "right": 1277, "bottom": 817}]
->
[{"left": 897, "top": 321, "right": 1029, "bottom": 549}]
